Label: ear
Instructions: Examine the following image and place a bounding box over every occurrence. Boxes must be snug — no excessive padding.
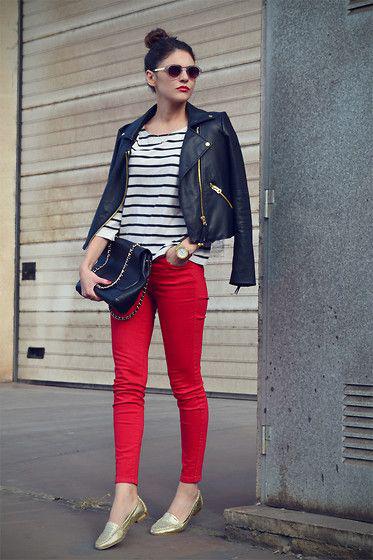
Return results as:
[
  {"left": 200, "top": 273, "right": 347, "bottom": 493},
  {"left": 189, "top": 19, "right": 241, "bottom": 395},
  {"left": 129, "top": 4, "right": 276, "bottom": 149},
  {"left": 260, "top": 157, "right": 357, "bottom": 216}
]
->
[{"left": 145, "top": 69, "right": 156, "bottom": 87}]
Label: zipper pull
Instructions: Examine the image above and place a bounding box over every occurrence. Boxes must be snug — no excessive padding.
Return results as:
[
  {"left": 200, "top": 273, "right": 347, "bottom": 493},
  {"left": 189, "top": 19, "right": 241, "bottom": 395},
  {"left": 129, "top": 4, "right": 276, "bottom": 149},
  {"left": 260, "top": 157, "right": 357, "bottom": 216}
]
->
[
  {"left": 200, "top": 215, "right": 207, "bottom": 225},
  {"left": 210, "top": 183, "right": 221, "bottom": 194}
]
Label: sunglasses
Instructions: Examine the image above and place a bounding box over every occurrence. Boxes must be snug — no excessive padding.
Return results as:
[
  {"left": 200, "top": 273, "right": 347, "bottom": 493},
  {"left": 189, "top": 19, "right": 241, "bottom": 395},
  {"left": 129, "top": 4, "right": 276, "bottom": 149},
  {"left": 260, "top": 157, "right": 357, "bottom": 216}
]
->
[{"left": 153, "top": 64, "right": 202, "bottom": 80}]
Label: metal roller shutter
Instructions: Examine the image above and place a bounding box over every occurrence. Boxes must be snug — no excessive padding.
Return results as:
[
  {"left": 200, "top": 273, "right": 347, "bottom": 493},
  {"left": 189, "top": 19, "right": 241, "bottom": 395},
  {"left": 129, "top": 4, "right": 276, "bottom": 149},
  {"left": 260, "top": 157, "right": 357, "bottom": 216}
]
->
[{"left": 18, "top": 0, "right": 261, "bottom": 395}]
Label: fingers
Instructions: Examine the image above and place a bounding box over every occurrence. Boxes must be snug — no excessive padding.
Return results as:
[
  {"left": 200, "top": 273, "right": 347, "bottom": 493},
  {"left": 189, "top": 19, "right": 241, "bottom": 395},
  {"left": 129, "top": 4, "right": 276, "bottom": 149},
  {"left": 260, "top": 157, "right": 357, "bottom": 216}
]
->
[
  {"left": 80, "top": 272, "right": 112, "bottom": 302},
  {"left": 82, "top": 283, "right": 103, "bottom": 301},
  {"left": 83, "top": 274, "right": 112, "bottom": 300},
  {"left": 82, "top": 289, "right": 102, "bottom": 301},
  {"left": 93, "top": 274, "right": 112, "bottom": 284}
]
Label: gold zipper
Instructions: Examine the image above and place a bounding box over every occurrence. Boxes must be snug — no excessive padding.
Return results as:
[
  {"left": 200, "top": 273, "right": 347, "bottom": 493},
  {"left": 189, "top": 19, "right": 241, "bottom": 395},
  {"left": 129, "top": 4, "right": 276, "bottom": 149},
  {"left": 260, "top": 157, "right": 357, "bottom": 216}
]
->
[
  {"left": 91, "top": 150, "right": 130, "bottom": 239},
  {"left": 196, "top": 126, "right": 207, "bottom": 226},
  {"left": 209, "top": 182, "right": 233, "bottom": 208}
]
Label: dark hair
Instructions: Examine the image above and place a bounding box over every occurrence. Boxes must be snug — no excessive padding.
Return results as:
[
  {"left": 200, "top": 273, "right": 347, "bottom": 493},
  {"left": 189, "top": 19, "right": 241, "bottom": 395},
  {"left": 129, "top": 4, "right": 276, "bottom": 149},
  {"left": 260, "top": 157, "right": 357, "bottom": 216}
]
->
[{"left": 144, "top": 28, "right": 196, "bottom": 93}]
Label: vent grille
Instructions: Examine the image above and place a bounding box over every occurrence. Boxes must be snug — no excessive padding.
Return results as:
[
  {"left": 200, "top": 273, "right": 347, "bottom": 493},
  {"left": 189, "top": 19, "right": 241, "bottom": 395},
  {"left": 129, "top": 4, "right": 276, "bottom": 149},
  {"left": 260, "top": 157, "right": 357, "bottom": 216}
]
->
[
  {"left": 348, "top": 1, "right": 373, "bottom": 12},
  {"left": 342, "top": 384, "right": 373, "bottom": 466}
]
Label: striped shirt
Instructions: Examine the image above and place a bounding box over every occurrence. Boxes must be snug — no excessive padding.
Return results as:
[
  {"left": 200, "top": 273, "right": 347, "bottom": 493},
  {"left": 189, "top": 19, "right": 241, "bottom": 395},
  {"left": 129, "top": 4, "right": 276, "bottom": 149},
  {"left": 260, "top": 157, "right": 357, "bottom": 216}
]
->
[{"left": 94, "top": 125, "right": 211, "bottom": 265}]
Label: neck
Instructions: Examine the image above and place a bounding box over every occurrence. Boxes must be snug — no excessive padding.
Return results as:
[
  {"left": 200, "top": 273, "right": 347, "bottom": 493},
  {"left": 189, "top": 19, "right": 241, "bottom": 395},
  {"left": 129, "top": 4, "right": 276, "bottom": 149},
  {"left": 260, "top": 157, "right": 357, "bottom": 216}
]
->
[{"left": 150, "top": 98, "right": 188, "bottom": 126}]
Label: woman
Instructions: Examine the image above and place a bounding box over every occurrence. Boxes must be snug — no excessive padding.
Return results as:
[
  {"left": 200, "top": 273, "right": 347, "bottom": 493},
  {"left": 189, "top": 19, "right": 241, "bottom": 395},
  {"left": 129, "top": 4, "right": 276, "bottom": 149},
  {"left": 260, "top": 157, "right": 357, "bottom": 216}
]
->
[{"left": 79, "top": 28, "right": 256, "bottom": 550}]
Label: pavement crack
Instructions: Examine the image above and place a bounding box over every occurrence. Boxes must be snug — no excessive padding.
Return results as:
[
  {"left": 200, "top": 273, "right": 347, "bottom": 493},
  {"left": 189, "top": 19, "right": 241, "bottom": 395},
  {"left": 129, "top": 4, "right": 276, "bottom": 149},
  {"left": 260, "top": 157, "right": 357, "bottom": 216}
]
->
[
  {"left": 1, "top": 484, "right": 228, "bottom": 540},
  {"left": 0, "top": 485, "right": 111, "bottom": 511}
]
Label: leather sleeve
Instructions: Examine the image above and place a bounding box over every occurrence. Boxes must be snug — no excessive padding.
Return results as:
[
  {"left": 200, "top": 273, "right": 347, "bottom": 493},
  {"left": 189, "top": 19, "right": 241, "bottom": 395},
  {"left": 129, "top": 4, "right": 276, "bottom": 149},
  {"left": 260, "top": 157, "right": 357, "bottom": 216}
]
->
[
  {"left": 107, "top": 127, "right": 123, "bottom": 180},
  {"left": 94, "top": 207, "right": 122, "bottom": 241},
  {"left": 221, "top": 111, "right": 256, "bottom": 291},
  {"left": 82, "top": 128, "right": 123, "bottom": 250}
]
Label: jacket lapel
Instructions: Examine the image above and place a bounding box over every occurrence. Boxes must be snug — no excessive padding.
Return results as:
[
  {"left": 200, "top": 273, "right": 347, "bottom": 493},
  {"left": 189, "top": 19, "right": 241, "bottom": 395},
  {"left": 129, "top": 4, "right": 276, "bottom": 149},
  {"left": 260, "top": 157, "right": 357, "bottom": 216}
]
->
[{"left": 116, "top": 101, "right": 216, "bottom": 180}]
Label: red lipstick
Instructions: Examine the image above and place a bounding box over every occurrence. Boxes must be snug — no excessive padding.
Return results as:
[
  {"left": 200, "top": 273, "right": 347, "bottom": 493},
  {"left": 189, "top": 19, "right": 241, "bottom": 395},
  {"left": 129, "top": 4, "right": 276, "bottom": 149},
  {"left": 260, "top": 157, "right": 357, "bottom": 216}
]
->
[{"left": 177, "top": 86, "right": 190, "bottom": 91}]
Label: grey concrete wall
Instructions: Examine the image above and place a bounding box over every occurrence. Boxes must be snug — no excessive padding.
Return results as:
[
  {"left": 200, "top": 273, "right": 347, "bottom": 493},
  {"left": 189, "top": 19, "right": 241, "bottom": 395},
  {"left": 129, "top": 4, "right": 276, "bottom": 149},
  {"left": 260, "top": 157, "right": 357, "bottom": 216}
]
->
[{"left": 257, "top": 0, "right": 372, "bottom": 521}]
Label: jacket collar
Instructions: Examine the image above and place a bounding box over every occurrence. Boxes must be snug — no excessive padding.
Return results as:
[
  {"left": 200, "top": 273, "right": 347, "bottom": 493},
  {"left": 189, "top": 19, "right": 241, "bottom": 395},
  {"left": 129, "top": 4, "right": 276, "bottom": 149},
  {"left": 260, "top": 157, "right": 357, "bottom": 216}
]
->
[{"left": 120, "top": 101, "right": 215, "bottom": 140}]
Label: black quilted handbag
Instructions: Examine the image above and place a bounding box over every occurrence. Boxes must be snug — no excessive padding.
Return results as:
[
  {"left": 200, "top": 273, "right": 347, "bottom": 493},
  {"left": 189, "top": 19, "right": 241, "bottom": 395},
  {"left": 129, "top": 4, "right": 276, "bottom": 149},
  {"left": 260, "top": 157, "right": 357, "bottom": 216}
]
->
[{"left": 76, "top": 237, "right": 153, "bottom": 320}]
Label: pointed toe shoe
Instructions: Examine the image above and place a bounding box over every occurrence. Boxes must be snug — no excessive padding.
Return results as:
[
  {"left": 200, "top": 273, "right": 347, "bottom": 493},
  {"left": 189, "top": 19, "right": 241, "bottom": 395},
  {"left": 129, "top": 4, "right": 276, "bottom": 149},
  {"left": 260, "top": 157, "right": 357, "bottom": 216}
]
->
[
  {"left": 150, "top": 490, "right": 203, "bottom": 535},
  {"left": 95, "top": 495, "right": 148, "bottom": 550}
]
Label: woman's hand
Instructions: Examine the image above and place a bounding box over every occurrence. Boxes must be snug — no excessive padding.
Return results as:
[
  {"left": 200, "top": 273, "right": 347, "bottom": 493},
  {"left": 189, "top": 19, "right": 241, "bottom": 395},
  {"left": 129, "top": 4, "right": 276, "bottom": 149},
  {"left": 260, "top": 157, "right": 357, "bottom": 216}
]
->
[
  {"left": 79, "top": 265, "right": 112, "bottom": 301},
  {"left": 165, "top": 245, "right": 186, "bottom": 266},
  {"left": 165, "top": 238, "right": 199, "bottom": 265},
  {"left": 78, "top": 236, "right": 113, "bottom": 300}
]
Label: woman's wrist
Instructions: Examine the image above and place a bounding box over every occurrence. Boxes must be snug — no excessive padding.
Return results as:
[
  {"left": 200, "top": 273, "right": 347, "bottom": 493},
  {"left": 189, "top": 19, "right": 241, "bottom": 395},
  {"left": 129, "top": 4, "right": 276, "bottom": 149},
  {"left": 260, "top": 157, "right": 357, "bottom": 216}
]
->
[
  {"left": 166, "top": 237, "right": 198, "bottom": 263},
  {"left": 80, "top": 261, "right": 93, "bottom": 272},
  {"left": 183, "top": 237, "right": 198, "bottom": 253}
]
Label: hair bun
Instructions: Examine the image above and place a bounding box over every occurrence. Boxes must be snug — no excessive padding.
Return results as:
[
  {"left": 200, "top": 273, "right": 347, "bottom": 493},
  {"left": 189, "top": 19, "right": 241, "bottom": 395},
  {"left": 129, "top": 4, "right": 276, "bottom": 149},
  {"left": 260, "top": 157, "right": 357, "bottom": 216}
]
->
[{"left": 144, "top": 28, "right": 173, "bottom": 49}]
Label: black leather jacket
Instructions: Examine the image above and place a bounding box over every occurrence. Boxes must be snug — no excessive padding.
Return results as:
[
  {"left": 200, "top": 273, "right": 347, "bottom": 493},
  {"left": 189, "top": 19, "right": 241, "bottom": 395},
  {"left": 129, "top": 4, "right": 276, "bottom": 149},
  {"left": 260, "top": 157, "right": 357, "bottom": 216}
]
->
[{"left": 82, "top": 101, "right": 256, "bottom": 292}]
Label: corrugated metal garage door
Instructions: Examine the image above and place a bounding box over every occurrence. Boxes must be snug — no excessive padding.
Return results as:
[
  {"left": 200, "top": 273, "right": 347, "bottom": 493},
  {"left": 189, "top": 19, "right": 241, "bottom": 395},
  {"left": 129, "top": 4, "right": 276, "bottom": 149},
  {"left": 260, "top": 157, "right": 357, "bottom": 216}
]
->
[{"left": 18, "top": 0, "right": 260, "bottom": 395}]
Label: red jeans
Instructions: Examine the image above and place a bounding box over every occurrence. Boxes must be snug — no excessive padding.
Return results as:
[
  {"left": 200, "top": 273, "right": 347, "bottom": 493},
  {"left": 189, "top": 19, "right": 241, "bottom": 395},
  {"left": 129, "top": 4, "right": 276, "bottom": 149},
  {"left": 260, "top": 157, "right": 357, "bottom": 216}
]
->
[{"left": 110, "top": 254, "right": 209, "bottom": 485}]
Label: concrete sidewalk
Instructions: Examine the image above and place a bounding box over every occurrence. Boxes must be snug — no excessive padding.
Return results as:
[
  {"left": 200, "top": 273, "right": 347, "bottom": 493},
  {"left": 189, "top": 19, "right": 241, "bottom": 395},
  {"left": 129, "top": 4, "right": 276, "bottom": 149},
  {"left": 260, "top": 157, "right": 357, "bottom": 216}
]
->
[{"left": 1, "top": 383, "right": 319, "bottom": 560}]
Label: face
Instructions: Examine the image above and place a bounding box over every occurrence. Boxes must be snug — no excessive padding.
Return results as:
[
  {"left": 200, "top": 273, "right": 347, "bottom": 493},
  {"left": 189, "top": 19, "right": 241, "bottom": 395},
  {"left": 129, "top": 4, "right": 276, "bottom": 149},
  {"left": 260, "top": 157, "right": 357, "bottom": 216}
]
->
[{"left": 146, "top": 49, "right": 198, "bottom": 102}]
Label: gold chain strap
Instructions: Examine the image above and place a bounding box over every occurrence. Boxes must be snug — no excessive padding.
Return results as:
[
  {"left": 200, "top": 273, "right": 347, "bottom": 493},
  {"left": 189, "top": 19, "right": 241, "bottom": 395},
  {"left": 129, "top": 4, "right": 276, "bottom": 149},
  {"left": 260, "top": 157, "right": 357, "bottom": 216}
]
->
[
  {"left": 92, "top": 242, "right": 139, "bottom": 288},
  {"left": 109, "top": 277, "right": 150, "bottom": 321},
  {"left": 92, "top": 241, "right": 151, "bottom": 321},
  {"left": 91, "top": 243, "right": 112, "bottom": 273}
]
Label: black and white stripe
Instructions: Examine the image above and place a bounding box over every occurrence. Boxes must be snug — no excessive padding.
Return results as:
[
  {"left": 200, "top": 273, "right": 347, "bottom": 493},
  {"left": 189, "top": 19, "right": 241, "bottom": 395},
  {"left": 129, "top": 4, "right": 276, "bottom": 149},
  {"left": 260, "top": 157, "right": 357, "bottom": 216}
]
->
[{"left": 95, "top": 125, "right": 211, "bottom": 265}]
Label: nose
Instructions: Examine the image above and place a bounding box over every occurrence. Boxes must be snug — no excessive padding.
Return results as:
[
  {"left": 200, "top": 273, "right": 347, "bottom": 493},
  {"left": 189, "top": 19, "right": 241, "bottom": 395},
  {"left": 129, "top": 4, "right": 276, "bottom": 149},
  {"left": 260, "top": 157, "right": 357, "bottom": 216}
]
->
[{"left": 179, "top": 68, "right": 189, "bottom": 81}]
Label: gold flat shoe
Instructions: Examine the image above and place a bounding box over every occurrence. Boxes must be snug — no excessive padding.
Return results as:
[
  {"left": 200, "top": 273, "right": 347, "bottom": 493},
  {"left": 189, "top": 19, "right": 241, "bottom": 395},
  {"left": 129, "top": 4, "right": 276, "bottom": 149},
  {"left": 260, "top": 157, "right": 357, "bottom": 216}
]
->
[
  {"left": 95, "top": 496, "right": 148, "bottom": 550},
  {"left": 150, "top": 490, "right": 203, "bottom": 535}
]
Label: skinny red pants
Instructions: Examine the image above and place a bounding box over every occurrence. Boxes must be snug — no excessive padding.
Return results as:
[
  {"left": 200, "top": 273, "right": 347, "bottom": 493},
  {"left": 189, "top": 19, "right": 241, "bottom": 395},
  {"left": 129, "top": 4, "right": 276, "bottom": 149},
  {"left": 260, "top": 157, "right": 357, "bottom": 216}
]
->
[{"left": 110, "top": 254, "right": 209, "bottom": 485}]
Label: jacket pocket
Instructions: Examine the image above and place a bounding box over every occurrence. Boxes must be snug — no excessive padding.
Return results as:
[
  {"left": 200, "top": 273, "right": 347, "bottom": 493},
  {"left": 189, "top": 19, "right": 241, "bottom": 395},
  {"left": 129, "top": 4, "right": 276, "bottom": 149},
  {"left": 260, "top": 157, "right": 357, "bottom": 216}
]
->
[{"left": 209, "top": 182, "right": 233, "bottom": 208}]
